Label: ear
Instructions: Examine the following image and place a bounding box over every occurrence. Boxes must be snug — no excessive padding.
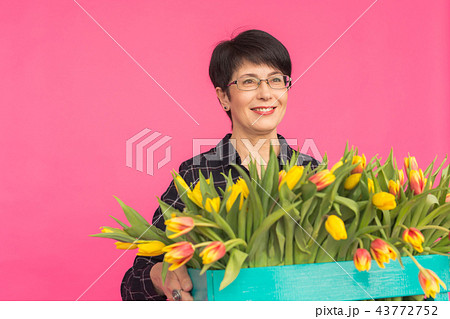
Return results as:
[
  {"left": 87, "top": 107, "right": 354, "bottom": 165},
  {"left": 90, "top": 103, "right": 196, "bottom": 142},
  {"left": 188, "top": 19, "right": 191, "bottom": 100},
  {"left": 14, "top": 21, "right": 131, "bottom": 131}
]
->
[{"left": 215, "top": 87, "right": 230, "bottom": 110}]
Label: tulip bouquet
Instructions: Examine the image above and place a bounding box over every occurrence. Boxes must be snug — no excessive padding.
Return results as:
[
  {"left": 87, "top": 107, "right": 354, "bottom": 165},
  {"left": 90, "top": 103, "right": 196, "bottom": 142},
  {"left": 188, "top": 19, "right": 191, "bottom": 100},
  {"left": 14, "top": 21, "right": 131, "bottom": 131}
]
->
[{"left": 92, "top": 144, "right": 450, "bottom": 300}]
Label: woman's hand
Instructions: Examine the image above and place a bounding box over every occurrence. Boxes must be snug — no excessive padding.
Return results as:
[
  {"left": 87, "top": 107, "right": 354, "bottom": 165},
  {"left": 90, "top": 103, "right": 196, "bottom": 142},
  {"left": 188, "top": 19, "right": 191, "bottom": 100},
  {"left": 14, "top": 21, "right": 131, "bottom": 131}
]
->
[{"left": 150, "top": 262, "right": 193, "bottom": 301}]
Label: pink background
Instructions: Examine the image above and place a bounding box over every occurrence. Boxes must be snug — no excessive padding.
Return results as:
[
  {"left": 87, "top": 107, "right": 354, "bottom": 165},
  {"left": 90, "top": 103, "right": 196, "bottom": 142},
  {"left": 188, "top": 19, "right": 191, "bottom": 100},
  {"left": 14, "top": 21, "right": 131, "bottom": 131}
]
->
[{"left": 1, "top": 0, "right": 448, "bottom": 300}]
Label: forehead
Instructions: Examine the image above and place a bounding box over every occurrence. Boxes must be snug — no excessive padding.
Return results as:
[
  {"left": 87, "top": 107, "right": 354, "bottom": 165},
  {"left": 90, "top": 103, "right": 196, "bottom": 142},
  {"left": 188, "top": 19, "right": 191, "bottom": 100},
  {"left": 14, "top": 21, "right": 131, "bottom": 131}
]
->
[{"left": 233, "top": 60, "right": 281, "bottom": 78}]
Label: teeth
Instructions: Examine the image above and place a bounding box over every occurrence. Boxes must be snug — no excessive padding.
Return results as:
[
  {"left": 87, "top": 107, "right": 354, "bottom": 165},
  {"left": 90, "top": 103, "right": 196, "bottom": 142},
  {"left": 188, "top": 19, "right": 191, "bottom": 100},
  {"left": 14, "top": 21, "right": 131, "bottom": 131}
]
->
[{"left": 253, "top": 107, "right": 274, "bottom": 112}]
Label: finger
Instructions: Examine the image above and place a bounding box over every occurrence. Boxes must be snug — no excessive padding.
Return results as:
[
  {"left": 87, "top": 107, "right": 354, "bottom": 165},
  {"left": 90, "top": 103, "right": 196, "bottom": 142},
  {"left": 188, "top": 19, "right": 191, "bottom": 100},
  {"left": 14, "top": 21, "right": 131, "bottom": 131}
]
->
[
  {"left": 162, "top": 272, "right": 182, "bottom": 301},
  {"left": 174, "top": 266, "right": 193, "bottom": 291},
  {"left": 181, "top": 290, "right": 193, "bottom": 301}
]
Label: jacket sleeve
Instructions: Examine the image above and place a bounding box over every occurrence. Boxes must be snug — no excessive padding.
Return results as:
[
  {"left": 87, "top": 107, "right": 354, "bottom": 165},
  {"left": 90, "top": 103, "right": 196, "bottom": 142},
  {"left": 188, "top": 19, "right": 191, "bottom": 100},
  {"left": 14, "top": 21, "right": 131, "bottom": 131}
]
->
[{"left": 120, "top": 161, "right": 190, "bottom": 301}]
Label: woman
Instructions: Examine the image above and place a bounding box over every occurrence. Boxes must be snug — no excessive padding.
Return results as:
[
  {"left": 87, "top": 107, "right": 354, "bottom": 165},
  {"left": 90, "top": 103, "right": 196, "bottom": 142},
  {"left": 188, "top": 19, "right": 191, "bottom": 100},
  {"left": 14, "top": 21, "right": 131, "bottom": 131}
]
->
[{"left": 121, "top": 29, "right": 320, "bottom": 301}]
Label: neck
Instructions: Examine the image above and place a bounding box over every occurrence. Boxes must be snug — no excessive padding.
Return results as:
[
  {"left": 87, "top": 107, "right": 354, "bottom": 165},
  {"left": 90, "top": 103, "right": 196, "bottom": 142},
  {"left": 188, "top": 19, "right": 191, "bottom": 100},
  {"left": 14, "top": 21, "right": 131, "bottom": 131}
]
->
[{"left": 230, "top": 129, "right": 280, "bottom": 168}]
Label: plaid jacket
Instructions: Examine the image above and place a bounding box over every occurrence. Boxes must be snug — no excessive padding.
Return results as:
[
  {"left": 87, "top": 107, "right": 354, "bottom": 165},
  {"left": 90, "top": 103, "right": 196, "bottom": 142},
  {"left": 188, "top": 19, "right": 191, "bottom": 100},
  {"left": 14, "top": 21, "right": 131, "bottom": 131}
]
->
[{"left": 120, "top": 133, "right": 320, "bottom": 300}]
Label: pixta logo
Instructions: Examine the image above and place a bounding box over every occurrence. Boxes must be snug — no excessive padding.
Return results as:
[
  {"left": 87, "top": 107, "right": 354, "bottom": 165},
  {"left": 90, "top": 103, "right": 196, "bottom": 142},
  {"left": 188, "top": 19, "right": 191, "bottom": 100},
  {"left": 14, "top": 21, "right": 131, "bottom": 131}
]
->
[{"left": 126, "top": 128, "right": 172, "bottom": 176}]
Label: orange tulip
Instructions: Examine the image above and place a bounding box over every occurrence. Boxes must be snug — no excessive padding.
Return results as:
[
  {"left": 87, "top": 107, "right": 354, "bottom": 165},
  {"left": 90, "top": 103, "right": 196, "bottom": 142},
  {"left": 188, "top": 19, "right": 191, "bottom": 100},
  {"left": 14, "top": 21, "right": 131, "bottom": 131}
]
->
[
  {"left": 351, "top": 154, "right": 366, "bottom": 174},
  {"left": 402, "top": 227, "right": 425, "bottom": 253},
  {"left": 404, "top": 156, "right": 419, "bottom": 171},
  {"left": 199, "top": 241, "right": 226, "bottom": 264},
  {"left": 418, "top": 268, "right": 447, "bottom": 299},
  {"left": 309, "top": 169, "right": 336, "bottom": 191},
  {"left": 409, "top": 169, "right": 427, "bottom": 195},
  {"left": 162, "top": 241, "right": 195, "bottom": 271},
  {"left": 370, "top": 238, "right": 397, "bottom": 268},
  {"left": 446, "top": 193, "right": 450, "bottom": 203},
  {"left": 165, "top": 214, "right": 194, "bottom": 239},
  {"left": 353, "top": 248, "right": 371, "bottom": 272},
  {"left": 388, "top": 179, "right": 400, "bottom": 196}
]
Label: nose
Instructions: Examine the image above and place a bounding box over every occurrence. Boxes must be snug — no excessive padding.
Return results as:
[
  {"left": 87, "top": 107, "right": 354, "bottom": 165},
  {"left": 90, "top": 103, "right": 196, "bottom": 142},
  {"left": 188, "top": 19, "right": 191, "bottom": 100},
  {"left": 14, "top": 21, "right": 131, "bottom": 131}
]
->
[{"left": 256, "top": 80, "right": 272, "bottom": 100}]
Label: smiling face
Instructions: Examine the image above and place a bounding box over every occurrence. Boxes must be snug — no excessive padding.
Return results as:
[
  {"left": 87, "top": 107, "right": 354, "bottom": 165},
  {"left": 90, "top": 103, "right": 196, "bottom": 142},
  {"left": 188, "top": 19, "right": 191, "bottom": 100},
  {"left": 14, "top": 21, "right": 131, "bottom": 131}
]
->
[{"left": 216, "top": 60, "right": 288, "bottom": 137}]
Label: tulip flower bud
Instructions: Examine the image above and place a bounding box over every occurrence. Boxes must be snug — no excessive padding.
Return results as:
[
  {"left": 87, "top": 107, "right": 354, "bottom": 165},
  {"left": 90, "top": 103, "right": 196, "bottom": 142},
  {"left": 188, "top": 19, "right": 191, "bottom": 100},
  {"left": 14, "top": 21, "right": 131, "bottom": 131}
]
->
[
  {"left": 136, "top": 240, "right": 166, "bottom": 256},
  {"left": 330, "top": 161, "right": 343, "bottom": 173},
  {"left": 100, "top": 227, "right": 114, "bottom": 233},
  {"left": 162, "top": 241, "right": 195, "bottom": 271},
  {"left": 174, "top": 175, "right": 191, "bottom": 195},
  {"left": 351, "top": 154, "right": 366, "bottom": 174},
  {"left": 226, "top": 178, "right": 249, "bottom": 211},
  {"left": 199, "top": 241, "right": 226, "bottom": 264},
  {"left": 115, "top": 242, "right": 138, "bottom": 250},
  {"left": 205, "top": 197, "right": 221, "bottom": 213},
  {"left": 404, "top": 156, "right": 419, "bottom": 171},
  {"left": 367, "top": 178, "right": 375, "bottom": 193},
  {"left": 353, "top": 248, "right": 371, "bottom": 272},
  {"left": 325, "top": 215, "right": 347, "bottom": 240},
  {"left": 402, "top": 227, "right": 425, "bottom": 253},
  {"left": 409, "top": 169, "right": 427, "bottom": 195},
  {"left": 344, "top": 174, "right": 361, "bottom": 190},
  {"left": 370, "top": 238, "right": 397, "bottom": 268},
  {"left": 165, "top": 214, "right": 195, "bottom": 239},
  {"left": 279, "top": 165, "right": 304, "bottom": 190},
  {"left": 398, "top": 169, "right": 405, "bottom": 186},
  {"left": 188, "top": 181, "right": 205, "bottom": 208},
  {"left": 388, "top": 180, "right": 400, "bottom": 196},
  {"left": 446, "top": 193, "right": 450, "bottom": 203},
  {"left": 418, "top": 268, "right": 447, "bottom": 299},
  {"left": 278, "top": 170, "right": 287, "bottom": 185},
  {"left": 309, "top": 169, "right": 336, "bottom": 191},
  {"left": 372, "top": 192, "right": 397, "bottom": 210}
]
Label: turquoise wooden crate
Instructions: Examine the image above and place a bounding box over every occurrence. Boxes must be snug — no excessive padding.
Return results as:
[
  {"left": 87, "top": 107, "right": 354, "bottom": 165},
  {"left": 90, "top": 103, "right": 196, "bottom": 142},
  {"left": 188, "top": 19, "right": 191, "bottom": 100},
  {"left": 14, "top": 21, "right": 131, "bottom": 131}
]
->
[{"left": 188, "top": 255, "right": 449, "bottom": 301}]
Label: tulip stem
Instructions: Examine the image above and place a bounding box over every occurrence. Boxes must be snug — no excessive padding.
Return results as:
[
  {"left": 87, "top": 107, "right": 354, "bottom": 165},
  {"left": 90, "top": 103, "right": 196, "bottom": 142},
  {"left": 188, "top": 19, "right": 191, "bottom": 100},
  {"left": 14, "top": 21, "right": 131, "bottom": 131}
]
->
[
  {"left": 418, "top": 225, "right": 449, "bottom": 233},
  {"left": 356, "top": 238, "right": 364, "bottom": 248},
  {"left": 401, "top": 248, "right": 424, "bottom": 271},
  {"left": 193, "top": 242, "right": 213, "bottom": 249}
]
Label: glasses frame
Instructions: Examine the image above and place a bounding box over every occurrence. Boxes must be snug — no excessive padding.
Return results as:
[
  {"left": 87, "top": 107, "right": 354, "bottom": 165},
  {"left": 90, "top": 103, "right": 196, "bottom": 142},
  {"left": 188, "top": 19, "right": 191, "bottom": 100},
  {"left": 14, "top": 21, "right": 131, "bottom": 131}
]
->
[{"left": 227, "top": 74, "right": 292, "bottom": 91}]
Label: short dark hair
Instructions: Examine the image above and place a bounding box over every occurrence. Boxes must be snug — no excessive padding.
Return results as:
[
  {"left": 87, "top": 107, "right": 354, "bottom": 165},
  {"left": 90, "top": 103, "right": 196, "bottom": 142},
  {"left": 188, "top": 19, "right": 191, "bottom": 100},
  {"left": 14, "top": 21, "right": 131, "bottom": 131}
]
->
[{"left": 209, "top": 29, "right": 292, "bottom": 123}]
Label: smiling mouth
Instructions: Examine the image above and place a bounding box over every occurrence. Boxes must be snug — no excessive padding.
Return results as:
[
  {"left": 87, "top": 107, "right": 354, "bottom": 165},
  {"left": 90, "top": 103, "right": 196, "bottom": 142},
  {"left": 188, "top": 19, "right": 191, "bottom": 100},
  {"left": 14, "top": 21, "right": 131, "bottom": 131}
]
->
[{"left": 251, "top": 106, "right": 277, "bottom": 112}]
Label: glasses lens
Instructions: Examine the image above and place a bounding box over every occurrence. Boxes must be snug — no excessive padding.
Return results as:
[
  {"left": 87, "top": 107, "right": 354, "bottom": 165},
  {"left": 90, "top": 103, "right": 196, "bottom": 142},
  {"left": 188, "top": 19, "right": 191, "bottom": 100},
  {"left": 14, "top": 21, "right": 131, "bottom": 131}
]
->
[
  {"left": 237, "top": 77, "right": 259, "bottom": 90},
  {"left": 268, "top": 75, "right": 291, "bottom": 89}
]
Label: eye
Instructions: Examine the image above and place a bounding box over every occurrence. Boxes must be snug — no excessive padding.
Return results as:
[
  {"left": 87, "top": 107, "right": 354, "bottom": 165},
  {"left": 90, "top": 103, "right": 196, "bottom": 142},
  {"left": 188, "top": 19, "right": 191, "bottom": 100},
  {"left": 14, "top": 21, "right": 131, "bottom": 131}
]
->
[
  {"left": 270, "top": 76, "right": 283, "bottom": 82},
  {"left": 242, "top": 78, "right": 257, "bottom": 84}
]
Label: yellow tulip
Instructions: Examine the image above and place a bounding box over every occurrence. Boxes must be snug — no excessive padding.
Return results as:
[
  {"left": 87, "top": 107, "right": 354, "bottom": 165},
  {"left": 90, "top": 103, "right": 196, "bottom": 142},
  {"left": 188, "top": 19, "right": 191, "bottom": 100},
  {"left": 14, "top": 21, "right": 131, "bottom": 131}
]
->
[
  {"left": 100, "top": 227, "right": 114, "bottom": 233},
  {"left": 398, "top": 169, "right": 405, "bottom": 186},
  {"left": 388, "top": 179, "right": 400, "bottom": 196},
  {"left": 372, "top": 192, "right": 397, "bottom": 210},
  {"left": 226, "top": 178, "right": 249, "bottom": 211},
  {"left": 188, "top": 179, "right": 210, "bottom": 208},
  {"left": 367, "top": 178, "right": 374, "bottom": 193},
  {"left": 351, "top": 154, "right": 366, "bottom": 174},
  {"left": 174, "top": 175, "right": 190, "bottom": 194},
  {"left": 279, "top": 165, "right": 304, "bottom": 190},
  {"left": 136, "top": 240, "right": 166, "bottom": 256},
  {"left": 115, "top": 242, "right": 138, "bottom": 250},
  {"left": 205, "top": 197, "right": 221, "bottom": 213},
  {"left": 419, "top": 268, "right": 447, "bottom": 299},
  {"left": 325, "top": 215, "right": 347, "bottom": 240},
  {"left": 330, "top": 161, "right": 343, "bottom": 173},
  {"left": 344, "top": 174, "right": 361, "bottom": 190}
]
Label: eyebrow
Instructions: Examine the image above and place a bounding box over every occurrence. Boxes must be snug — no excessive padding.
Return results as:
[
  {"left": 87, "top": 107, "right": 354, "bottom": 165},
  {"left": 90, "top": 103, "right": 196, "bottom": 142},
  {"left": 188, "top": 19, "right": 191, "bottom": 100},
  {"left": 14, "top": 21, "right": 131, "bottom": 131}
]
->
[{"left": 239, "top": 71, "right": 282, "bottom": 78}]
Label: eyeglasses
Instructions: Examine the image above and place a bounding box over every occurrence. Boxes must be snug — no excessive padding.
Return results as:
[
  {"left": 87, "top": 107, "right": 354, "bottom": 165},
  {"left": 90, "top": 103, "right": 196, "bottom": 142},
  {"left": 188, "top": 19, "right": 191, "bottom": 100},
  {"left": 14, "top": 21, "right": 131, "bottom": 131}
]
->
[{"left": 227, "top": 74, "right": 292, "bottom": 91}]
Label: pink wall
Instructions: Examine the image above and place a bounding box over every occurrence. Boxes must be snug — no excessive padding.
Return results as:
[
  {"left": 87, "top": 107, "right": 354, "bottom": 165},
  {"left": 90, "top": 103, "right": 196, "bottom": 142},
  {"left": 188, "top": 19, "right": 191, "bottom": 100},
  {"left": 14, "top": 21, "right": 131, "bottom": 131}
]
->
[{"left": 0, "top": 0, "right": 448, "bottom": 300}]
